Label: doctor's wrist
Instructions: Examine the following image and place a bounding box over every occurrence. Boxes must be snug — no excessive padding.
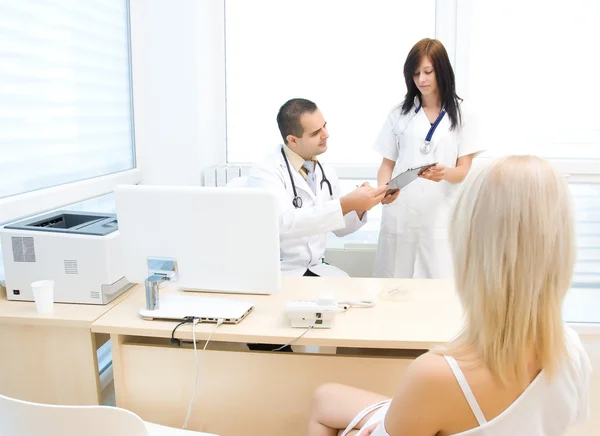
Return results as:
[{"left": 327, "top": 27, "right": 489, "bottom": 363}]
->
[{"left": 340, "top": 195, "right": 356, "bottom": 215}]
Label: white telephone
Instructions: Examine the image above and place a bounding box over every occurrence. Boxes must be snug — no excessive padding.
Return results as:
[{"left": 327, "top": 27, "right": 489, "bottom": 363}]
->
[{"left": 284, "top": 294, "right": 375, "bottom": 329}]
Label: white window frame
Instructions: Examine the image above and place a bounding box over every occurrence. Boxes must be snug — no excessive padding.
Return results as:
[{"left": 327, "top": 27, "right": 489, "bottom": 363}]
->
[
  {"left": 0, "top": 168, "right": 141, "bottom": 225},
  {"left": 0, "top": 0, "right": 141, "bottom": 225}
]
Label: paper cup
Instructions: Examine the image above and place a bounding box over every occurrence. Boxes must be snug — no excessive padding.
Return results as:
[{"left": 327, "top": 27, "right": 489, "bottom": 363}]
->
[{"left": 31, "top": 280, "right": 55, "bottom": 313}]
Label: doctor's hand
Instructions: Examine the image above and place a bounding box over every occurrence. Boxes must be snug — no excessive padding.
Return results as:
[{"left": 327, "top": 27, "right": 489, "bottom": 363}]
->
[
  {"left": 341, "top": 184, "right": 387, "bottom": 215},
  {"left": 419, "top": 164, "right": 446, "bottom": 182}
]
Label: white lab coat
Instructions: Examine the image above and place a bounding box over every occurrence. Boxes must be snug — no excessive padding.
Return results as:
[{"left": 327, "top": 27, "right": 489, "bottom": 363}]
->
[
  {"left": 248, "top": 146, "right": 367, "bottom": 276},
  {"left": 373, "top": 100, "right": 483, "bottom": 278}
]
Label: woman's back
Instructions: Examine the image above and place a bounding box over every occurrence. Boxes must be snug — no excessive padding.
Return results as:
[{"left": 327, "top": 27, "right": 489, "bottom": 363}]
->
[
  {"left": 432, "top": 327, "right": 590, "bottom": 435},
  {"left": 356, "top": 327, "right": 591, "bottom": 436}
]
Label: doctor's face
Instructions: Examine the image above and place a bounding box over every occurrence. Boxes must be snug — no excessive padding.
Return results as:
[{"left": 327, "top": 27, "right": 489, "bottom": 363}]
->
[
  {"left": 288, "top": 109, "right": 329, "bottom": 160},
  {"left": 413, "top": 56, "right": 438, "bottom": 97}
]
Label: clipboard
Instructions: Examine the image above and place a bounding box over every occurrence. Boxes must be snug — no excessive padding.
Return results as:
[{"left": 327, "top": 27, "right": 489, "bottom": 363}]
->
[{"left": 386, "top": 162, "right": 438, "bottom": 190}]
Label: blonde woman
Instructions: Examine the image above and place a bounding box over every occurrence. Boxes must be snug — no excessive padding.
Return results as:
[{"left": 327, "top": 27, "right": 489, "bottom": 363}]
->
[{"left": 307, "top": 155, "right": 591, "bottom": 436}]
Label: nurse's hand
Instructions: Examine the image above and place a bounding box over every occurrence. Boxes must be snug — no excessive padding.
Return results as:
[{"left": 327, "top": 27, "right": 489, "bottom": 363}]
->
[
  {"left": 419, "top": 164, "right": 446, "bottom": 182},
  {"left": 381, "top": 187, "right": 400, "bottom": 205}
]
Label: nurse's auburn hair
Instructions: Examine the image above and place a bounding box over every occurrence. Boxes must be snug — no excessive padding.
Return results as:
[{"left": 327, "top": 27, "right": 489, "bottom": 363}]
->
[{"left": 401, "top": 38, "right": 462, "bottom": 130}]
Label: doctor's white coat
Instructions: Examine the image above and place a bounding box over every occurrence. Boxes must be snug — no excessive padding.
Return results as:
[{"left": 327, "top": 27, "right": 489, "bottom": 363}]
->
[{"left": 248, "top": 146, "right": 367, "bottom": 276}]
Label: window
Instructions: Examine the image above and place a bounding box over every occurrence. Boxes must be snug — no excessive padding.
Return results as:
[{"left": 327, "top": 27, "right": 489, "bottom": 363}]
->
[
  {"left": 572, "top": 184, "right": 600, "bottom": 287},
  {"left": 225, "top": 1, "right": 600, "bottom": 289},
  {"left": 0, "top": 0, "right": 138, "bottom": 224},
  {"left": 455, "top": 0, "right": 600, "bottom": 290},
  {"left": 225, "top": 0, "right": 436, "bottom": 164},
  {"left": 460, "top": 1, "right": 600, "bottom": 166}
]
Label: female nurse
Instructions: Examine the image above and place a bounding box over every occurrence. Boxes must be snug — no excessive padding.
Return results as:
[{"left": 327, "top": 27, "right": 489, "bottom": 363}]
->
[{"left": 373, "top": 38, "right": 483, "bottom": 278}]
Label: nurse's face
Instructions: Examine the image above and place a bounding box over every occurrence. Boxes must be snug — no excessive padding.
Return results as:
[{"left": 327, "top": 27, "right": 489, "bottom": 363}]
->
[
  {"left": 413, "top": 56, "right": 438, "bottom": 97},
  {"left": 288, "top": 109, "right": 329, "bottom": 160}
]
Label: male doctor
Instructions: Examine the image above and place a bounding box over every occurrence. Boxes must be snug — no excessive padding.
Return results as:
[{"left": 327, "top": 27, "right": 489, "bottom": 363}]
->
[{"left": 249, "top": 98, "right": 386, "bottom": 277}]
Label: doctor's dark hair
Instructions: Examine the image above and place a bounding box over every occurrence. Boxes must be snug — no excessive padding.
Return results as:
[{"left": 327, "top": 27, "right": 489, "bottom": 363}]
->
[
  {"left": 401, "top": 38, "right": 462, "bottom": 130},
  {"left": 277, "top": 98, "right": 318, "bottom": 144}
]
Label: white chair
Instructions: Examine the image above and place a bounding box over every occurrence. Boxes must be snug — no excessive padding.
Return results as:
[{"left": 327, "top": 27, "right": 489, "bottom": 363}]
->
[{"left": 0, "top": 393, "right": 218, "bottom": 436}]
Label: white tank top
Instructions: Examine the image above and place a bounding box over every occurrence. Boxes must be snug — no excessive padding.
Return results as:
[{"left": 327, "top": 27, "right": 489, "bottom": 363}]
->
[{"left": 342, "top": 327, "right": 591, "bottom": 436}]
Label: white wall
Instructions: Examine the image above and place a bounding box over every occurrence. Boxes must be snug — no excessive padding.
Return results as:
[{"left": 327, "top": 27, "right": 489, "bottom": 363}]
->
[{"left": 129, "top": 0, "right": 226, "bottom": 186}]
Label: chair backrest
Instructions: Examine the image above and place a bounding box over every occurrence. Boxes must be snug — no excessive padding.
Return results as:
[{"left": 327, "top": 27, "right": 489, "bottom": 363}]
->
[{"left": 0, "top": 393, "right": 148, "bottom": 436}]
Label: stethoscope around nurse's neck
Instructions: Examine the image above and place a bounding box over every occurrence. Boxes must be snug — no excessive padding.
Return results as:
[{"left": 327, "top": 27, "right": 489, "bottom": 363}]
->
[
  {"left": 414, "top": 103, "right": 446, "bottom": 154},
  {"left": 280, "top": 146, "right": 333, "bottom": 209}
]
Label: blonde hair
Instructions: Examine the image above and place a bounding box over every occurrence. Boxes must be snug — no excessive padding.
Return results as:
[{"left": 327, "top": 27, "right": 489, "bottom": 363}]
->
[{"left": 444, "top": 155, "right": 576, "bottom": 385}]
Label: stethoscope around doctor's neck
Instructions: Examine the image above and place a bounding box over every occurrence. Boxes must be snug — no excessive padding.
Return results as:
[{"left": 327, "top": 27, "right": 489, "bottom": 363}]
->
[
  {"left": 281, "top": 147, "right": 333, "bottom": 209},
  {"left": 414, "top": 103, "right": 447, "bottom": 154}
]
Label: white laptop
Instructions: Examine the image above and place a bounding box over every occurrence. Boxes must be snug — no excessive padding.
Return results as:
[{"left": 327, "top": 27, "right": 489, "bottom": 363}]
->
[
  {"left": 139, "top": 294, "right": 254, "bottom": 324},
  {"left": 114, "top": 185, "right": 281, "bottom": 324}
]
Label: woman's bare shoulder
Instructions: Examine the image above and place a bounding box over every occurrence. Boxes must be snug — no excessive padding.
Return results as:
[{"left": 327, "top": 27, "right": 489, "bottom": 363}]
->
[
  {"left": 410, "top": 352, "right": 454, "bottom": 379},
  {"left": 392, "top": 352, "right": 462, "bottom": 405},
  {"left": 384, "top": 353, "right": 463, "bottom": 434}
]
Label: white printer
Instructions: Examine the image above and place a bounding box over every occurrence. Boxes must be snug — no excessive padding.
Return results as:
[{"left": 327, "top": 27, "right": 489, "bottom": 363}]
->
[{"left": 0, "top": 211, "right": 133, "bottom": 305}]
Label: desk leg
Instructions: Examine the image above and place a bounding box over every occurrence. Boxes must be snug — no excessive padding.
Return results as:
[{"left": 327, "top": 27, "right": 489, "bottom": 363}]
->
[
  {"left": 0, "top": 324, "right": 100, "bottom": 405},
  {"left": 109, "top": 333, "right": 126, "bottom": 407}
]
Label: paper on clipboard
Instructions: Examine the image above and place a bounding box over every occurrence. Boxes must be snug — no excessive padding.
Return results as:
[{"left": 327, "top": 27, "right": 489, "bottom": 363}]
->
[{"left": 386, "top": 162, "right": 438, "bottom": 190}]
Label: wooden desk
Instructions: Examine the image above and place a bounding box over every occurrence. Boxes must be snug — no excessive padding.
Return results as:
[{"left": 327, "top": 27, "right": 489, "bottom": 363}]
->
[
  {"left": 91, "top": 278, "right": 600, "bottom": 436},
  {"left": 91, "top": 278, "right": 454, "bottom": 435},
  {"left": 92, "top": 277, "right": 463, "bottom": 348},
  {"left": 0, "top": 284, "right": 131, "bottom": 405}
]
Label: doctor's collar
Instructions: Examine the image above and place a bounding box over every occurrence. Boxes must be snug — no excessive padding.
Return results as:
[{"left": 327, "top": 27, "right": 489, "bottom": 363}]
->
[{"left": 282, "top": 144, "right": 316, "bottom": 174}]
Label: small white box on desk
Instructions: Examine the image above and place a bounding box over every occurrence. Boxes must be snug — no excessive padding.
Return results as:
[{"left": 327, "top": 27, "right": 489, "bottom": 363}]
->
[{"left": 284, "top": 299, "right": 341, "bottom": 329}]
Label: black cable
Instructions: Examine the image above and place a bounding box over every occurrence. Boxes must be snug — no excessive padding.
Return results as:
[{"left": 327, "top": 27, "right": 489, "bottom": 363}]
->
[{"left": 170, "top": 316, "right": 197, "bottom": 346}]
